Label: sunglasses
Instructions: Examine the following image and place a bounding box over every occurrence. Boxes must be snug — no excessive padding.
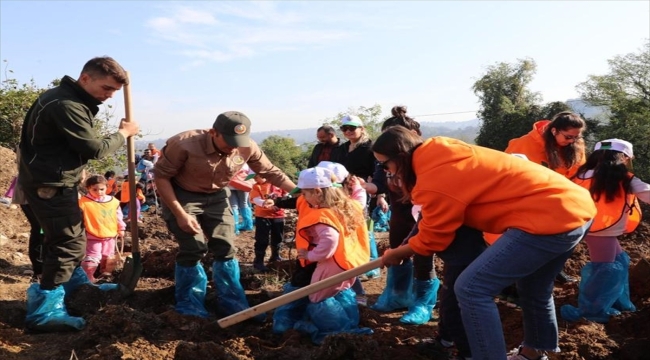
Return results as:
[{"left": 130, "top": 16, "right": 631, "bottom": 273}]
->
[
  {"left": 558, "top": 131, "right": 583, "bottom": 141},
  {"left": 377, "top": 158, "right": 392, "bottom": 170},
  {"left": 340, "top": 125, "right": 358, "bottom": 132}
]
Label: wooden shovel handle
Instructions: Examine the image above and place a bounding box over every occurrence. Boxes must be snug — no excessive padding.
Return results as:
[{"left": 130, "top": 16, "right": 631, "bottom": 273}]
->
[
  {"left": 217, "top": 258, "right": 383, "bottom": 328},
  {"left": 123, "top": 72, "right": 139, "bottom": 253}
]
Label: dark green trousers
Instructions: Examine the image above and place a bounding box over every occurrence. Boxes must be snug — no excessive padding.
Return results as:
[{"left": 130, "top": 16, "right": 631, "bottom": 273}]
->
[
  {"left": 22, "top": 186, "right": 85, "bottom": 290},
  {"left": 162, "top": 186, "right": 237, "bottom": 267}
]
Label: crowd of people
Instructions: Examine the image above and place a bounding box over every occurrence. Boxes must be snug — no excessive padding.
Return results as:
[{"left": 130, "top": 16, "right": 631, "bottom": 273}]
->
[{"left": 6, "top": 55, "right": 648, "bottom": 360}]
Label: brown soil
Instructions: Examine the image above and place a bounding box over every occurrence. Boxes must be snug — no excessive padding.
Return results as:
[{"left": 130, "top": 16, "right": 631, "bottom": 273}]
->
[{"left": 1, "top": 146, "right": 649, "bottom": 360}]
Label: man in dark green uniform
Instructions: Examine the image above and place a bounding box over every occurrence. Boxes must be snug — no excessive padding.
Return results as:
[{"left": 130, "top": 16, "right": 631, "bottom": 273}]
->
[{"left": 18, "top": 56, "right": 140, "bottom": 332}]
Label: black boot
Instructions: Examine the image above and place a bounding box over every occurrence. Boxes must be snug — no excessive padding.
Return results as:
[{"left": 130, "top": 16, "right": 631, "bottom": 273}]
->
[
  {"left": 253, "top": 252, "right": 269, "bottom": 272},
  {"left": 556, "top": 270, "right": 577, "bottom": 284},
  {"left": 269, "top": 246, "right": 284, "bottom": 262}
]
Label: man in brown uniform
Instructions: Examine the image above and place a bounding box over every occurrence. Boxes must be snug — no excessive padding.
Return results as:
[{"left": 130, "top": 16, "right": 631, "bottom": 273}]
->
[{"left": 154, "top": 111, "right": 296, "bottom": 319}]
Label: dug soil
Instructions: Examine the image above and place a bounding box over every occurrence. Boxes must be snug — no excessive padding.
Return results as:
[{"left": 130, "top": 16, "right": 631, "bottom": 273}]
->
[{"left": 1, "top": 146, "right": 649, "bottom": 360}]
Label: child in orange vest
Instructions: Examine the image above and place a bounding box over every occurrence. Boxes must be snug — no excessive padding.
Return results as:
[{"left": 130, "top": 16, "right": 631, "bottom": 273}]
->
[
  {"left": 273, "top": 167, "right": 372, "bottom": 343},
  {"left": 119, "top": 175, "right": 145, "bottom": 222},
  {"left": 249, "top": 173, "right": 287, "bottom": 271},
  {"left": 79, "top": 175, "right": 126, "bottom": 282},
  {"left": 561, "top": 139, "right": 649, "bottom": 323}
]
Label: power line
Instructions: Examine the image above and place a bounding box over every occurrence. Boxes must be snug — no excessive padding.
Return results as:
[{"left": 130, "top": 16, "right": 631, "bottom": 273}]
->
[{"left": 413, "top": 110, "right": 478, "bottom": 118}]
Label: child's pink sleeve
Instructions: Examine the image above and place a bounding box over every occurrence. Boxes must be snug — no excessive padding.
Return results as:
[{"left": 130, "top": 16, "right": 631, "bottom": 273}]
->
[
  {"left": 350, "top": 185, "right": 367, "bottom": 208},
  {"left": 117, "top": 206, "right": 126, "bottom": 231},
  {"left": 306, "top": 224, "right": 339, "bottom": 263}
]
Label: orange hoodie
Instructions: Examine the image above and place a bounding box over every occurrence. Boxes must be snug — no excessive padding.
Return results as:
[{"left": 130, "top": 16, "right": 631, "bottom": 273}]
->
[
  {"left": 505, "top": 120, "right": 585, "bottom": 178},
  {"left": 409, "top": 137, "right": 596, "bottom": 255}
]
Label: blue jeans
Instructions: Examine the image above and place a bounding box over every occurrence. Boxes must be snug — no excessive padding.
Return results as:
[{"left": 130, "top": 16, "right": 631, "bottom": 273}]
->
[
  {"left": 228, "top": 190, "right": 249, "bottom": 212},
  {"left": 455, "top": 222, "right": 592, "bottom": 360}
]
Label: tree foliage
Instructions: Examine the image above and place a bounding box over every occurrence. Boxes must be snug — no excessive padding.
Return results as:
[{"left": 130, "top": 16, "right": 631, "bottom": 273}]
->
[
  {"left": 0, "top": 62, "right": 52, "bottom": 150},
  {"left": 578, "top": 41, "right": 650, "bottom": 180},
  {"left": 0, "top": 62, "right": 126, "bottom": 175},
  {"left": 473, "top": 59, "right": 541, "bottom": 150},
  {"left": 259, "top": 135, "right": 306, "bottom": 181},
  {"left": 85, "top": 105, "right": 129, "bottom": 176}
]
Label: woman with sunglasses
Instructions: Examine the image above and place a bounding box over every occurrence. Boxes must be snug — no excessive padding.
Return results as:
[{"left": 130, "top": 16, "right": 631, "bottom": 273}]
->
[
  {"left": 367, "top": 107, "right": 486, "bottom": 360},
  {"left": 331, "top": 115, "right": 376, "bottom": 182},
  {"left": 366, "top": 107, "right": 440, "bottom": 324},
  {"left": 373, "top": 127, "right": 595, "bottom": 360},
  {"left": 505, "top": 111, "right": 587, "bottom": 286},
  {"left": 506, "top": 111, "right": 586, "bottom": 178}
]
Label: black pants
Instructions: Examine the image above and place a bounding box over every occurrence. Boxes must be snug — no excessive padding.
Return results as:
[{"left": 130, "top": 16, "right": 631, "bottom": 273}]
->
[
  {"left": 389, "top": 198, "right": 435, "bottom": 280},
  {"left": 254, "top": 217, "right": 284, "bottom": 254},
  {"left": 437, "top": 226, "right": 486, "bottom": 358},
  {"left": 23, "top": 186, "right": 86, "bottom": 290},
  {"left": 20, "top": 204, "right": 44, "bottom": 275}
]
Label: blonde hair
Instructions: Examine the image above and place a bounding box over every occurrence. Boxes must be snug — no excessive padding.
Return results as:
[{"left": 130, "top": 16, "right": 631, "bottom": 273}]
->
[
  {"left": 309, "top": 187, "right": 364, "bottom": 232},
  {"left": 348, "top": 130, "right": 370, "bottom": 151}
]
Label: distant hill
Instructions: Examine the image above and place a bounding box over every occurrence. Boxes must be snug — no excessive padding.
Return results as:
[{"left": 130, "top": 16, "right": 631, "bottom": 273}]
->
[
  {"left": 136, "top": 101, "right": 609, "bottom": 151},
  {"left": 137, "top": 118, "right": 481, "bottom": 150}
]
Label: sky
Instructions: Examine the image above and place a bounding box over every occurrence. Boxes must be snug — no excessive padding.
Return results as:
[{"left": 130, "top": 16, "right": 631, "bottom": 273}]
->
[{"left": 1, "top": 1, "right": 648, "bottom": 140}]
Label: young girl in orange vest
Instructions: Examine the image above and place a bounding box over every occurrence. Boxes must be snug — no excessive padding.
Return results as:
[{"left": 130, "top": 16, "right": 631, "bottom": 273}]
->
[
  {"left": 561, "top": 139, "right": 649, "bottom": 323},
  {"left": 273, "top": 167, "right": 372, "bottom": 343},
  {"left": 79, "top": 175, "right": 126, "bottom": 282}
]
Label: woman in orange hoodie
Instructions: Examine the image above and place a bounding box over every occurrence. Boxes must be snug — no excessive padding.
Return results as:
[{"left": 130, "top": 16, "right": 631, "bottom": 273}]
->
[
  {"left": 373, "top": 127, "right": 595, "bottom": 360},
  {"left": 505, "top": 111, "right": 586, "bottom": 178},
  {"left": 506, "top": 111, "right": 587, "bottom": 285}
]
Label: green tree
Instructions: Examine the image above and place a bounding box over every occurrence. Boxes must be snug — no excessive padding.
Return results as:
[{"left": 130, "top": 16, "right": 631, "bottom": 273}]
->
[
  {"left": 578, "top": 41, "right": 650, "bottom": 180},
  {"left": 260, "top": 135, "right": 305, "bottom": 180},
  {"left": 85, "top": 104, "right": 129, "bottom": 176},
  {"left": 0, "top": 62, "right": 53, "bottom": 150},
  {"left": 473, "top": 59, "right": 541, "bottom": 150},
  {"left": 0, "top": 62, "right": 127, "bottom": 175},
  {"left": 322, "top": 104, "right": 385, "bottom": 140}
]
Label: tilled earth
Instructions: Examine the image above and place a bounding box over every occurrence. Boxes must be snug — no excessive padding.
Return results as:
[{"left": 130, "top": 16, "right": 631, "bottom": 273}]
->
[{"left": 1, "top": 146, "right": 649, "bottom": 360}]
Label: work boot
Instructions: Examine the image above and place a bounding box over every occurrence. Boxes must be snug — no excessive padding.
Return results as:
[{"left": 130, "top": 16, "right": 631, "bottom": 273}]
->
[
  {"left": 400, "top": 278, "right": 441, "bottom": 324},
  {"left": 239, "top": 207, "right": 254, "bottom": 231},
  {"left": 25, "top": 284, "right": 86, "bottom": 332},
  {"left": 560, "top": 261, "right": 625, "bottom": 323},
  {"left": 364, "top": 232, "right": 381, "bottom": 279},
  {"left": 213, "top": 259, "right": 265, "bottom": 322},
  {"left": 269, "top": 245, "right": 284, "bottom": 262},
  {"left": 294, "top": 288, "right": 372, "bottom": 344},
  {"left": 272, "top": 283, "right": 309, "bottom": 333},
  {"left": 253, "top": 252, "right": 269, "bottom": 272},
  {"left": 174, "top": 263, "right": 209, "bottom": 318},
  {"left": 613, "top": 251, "right": 636, "bottom": 312},
  {"left": 63, "top": 266, "right": 120, "bottom": 296},
  {"left": 371, "top": 258, "right": 414, "bottom": 312}
]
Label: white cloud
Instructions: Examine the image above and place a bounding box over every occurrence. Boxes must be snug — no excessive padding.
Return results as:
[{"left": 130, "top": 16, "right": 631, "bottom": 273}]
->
[{"left": 145, "top": 2, "right": 355, "bottom": 65}]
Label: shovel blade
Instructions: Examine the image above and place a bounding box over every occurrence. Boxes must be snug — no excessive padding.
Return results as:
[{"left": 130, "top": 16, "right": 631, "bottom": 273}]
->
[{"left": 119, "top": 251, "right": 143, "bottom": 296}]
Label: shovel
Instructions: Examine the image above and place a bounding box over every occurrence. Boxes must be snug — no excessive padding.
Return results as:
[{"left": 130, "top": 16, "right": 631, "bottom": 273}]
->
[
  {"left": 218, "top": 258, "right": 382, "bottom": 328},
  {"left": 118, "top": 71, "right": 143, "bottom": 295}
]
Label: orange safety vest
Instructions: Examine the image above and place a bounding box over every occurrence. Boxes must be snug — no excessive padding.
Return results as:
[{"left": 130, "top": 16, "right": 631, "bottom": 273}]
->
[
  {"left": 296, "top": 196, "right": 310, "bottom": 215},
  {"left": 295, "top": 205, "right": 369, "bottom": 270},
  {"left": 106, "top": 178, "right": 118, "bottom": 195},
  {"left": 79, "top": 195, "right": 120, "bottom": 238},
  {"left": 120, "top": 181, "right": 145, "bottom": 203},
  {"left": 573, "top": 174, "right": 641, "bottom": 234}
]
